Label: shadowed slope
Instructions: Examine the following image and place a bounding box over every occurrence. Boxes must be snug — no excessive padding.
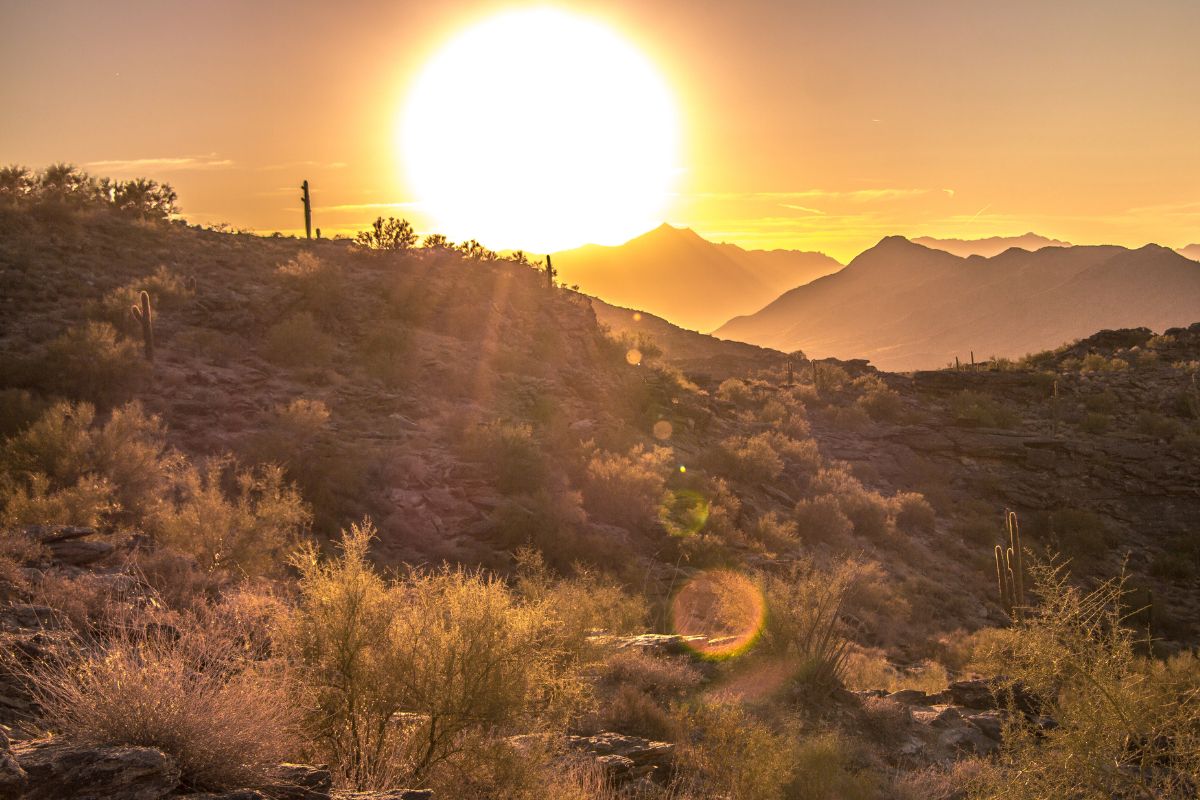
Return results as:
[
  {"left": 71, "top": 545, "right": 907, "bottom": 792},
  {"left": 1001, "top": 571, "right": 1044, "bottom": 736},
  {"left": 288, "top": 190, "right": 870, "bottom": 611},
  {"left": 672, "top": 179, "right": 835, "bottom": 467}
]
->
[{"left": 714, "top": 237, "right": 1200, "bottom": 371}]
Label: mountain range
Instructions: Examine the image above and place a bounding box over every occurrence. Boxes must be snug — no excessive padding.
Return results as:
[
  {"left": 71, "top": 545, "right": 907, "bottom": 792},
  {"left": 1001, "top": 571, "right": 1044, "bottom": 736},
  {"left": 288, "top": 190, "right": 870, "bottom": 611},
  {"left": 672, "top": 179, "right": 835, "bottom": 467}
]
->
[
  {"left": 911, "top": 232, "right": 1071, "bottom": 258},
  {"left": 714, "top": 236, "right": 1200, "bottom": 371},
  {"left": 1178, "top": 244, "right": 1200, "bottom": 262},
  {"left": 552, "top": 223, "right": 841, "bottom": 332}
]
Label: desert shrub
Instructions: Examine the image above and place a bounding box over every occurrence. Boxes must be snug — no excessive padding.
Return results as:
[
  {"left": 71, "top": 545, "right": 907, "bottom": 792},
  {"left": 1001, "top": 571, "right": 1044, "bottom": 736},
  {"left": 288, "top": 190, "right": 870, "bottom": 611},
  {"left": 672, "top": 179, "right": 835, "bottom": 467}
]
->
[
  {"left": 762, "top": 558, "right": 858, "bottom": 692},
  {"left": 839, "top": 488, "right": 890, "bottom": 540},
  {"left": 155, "top": 457, "right": 310, "bottom": 578},
  {"left": 717, "top": 378, "right": 755, "bottom": 405},
  {"left": 599, "top": 648, "right": 703, "bottom": 698},
  {"left": 793, "top": 495, "right": 852, "bottom": 545},
  {"left": 90, "top": 265, "right": 193, "bottom": 331},
  {"left": 357, "top": 324, "right": 411, "bottom": 386},
  {"left": 713, "top": 432, "right": 783, "bottom": 482},
  {"left": 891, "top": 492, "right": 935, "bottom": 535},
  {"left": 0, "top": 400, "right": 171, "bottom": 527},
  {"left": 843, "top": 649, "right": 948, "bottom": 694},
  {"left": 275, "top": 251, "right": 345, "bottom": 319},
  {"left": 674, "top": 701, "right": 796, "bottom": 800},
  {"left": 263, "top": 312, "right": 335, "bottom": 368},
  {"left": 968, "top": 564, "right": 1200, "bottom": 800},
  {"left": 246, "top": 398, "right": 369, "bottom": 533},
  {"left": 27, "top": 619, "right": 300, "bottom": 790},
  {"left": 786, "top": 732, "right": 879, "bottom": 800},
  {"left": 355, "top": 216, "right": 416, "bottom": 250},
  {"left": 0, "top": 527, "right": 45, "bottom": 595},
  {"left": 127, "top": 546, "right": 229, "bottom": 612},
  {"left": 0, "top": 389, "right": 47, "bottom": 437},
  {"left": 582, "top": 445, "right": 670, "bottom": 529},
  {"left": 855, "top": 378, "right": 904, "bottom": 422},
  {"left": 491, "top": 489, "right": 608, "bottom": 571},
  {"left": 1033, "top": 508, "right": 1112, "bottom": 559},
  {"left": 599, "top": 683, "right": 678, "bottom": 741},
  {"left": 811, "top": 361, "right": 850, "bottom": 392},
  {"left": 1135, "top": 410, "right": 1184, "bottom": 440},
  {"left": 828, "top": 403, "right": 870, "bottom": 430},
  {"left": 950, "top": 390, "right": 1018, "bottom": 429},
  {"left": 464, "top": 421, "right": 547, "bottom": 495},
  {"left": 514, "top": 548, "right": 646, "bottom": 654},
  {"left": 286, "top": 521, "right": 566, "bottom": 788},
  {"left": 1082, "top": 389, "right": 1119, "bottom": 415},
  {"left": 36, "top": 322, "right": 144, "bottom": 405},
  {"left": 751, "top": 511, "right": 799, "bottom": 552},
  {"left": 1, "top": 473, "right": 115, "bottom": 527},
  {"left": 1079, "top": 411, "right": 1111, "bottom": 434}
]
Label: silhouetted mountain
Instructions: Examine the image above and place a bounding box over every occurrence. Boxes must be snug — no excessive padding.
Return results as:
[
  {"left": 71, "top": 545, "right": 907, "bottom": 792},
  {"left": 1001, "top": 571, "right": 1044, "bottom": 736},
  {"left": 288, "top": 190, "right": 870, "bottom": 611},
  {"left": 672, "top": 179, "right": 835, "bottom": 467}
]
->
[
  {"left": 911, "top": 232, "right": 1071, "bottom": 258},
  {"left": 552, "top": 224, "right": 840, "bottom": 333},
  {"left": 1178, "top": 244, "right": 1200, "bottom": 262},
  {"left": 714, "top": 237, "right": 1200, "bottom": 371}
]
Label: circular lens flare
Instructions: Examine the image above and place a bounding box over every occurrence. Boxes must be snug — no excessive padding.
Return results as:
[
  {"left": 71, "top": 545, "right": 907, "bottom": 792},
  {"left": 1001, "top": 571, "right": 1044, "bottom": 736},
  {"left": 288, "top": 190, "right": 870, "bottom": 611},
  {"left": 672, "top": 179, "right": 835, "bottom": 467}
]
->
[
  {"left": 659, "top": 488, "right": 709, "bottom": 537},
  {"left": 670, "top": 570, "right": 766, "bottom": 659}
]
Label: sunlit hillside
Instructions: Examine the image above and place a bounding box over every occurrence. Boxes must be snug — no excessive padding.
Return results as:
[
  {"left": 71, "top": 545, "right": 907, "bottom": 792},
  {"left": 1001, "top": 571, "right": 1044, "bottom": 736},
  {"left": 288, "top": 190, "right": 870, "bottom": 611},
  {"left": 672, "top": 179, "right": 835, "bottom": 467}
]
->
[{"left": 1, "top": 174, "right": 1198, "bottom": 799}]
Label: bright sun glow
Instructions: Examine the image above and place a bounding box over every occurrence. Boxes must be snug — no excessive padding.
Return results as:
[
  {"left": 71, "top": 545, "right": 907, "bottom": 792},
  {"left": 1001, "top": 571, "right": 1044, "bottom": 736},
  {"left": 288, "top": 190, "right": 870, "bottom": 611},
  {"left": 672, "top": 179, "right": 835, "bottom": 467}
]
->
[{"left": 402, "top": 8, "right": 680, "bottom": 253}]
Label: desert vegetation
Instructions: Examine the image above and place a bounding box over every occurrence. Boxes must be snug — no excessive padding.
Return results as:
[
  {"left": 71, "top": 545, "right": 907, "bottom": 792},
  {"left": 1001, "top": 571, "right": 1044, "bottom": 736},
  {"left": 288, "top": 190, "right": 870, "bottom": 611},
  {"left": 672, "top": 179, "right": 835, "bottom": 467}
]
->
[{"left": 0, "top": 183, "right": 1197, "bottom": 798}]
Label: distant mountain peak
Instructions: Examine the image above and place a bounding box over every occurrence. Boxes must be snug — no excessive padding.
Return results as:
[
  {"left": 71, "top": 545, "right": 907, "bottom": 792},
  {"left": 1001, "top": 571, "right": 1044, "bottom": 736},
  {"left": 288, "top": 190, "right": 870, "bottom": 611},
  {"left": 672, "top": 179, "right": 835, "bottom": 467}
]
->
[{"left": 912, "top": 232, "right": 1070, "bottom": 258}]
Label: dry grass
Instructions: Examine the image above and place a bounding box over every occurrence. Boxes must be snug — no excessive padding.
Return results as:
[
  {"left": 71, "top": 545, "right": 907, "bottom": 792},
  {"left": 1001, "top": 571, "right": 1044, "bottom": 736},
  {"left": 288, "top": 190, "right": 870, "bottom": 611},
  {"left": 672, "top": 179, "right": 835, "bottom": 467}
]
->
[{"left": 26, "top": 618, "right": 300, "bottom": 791}]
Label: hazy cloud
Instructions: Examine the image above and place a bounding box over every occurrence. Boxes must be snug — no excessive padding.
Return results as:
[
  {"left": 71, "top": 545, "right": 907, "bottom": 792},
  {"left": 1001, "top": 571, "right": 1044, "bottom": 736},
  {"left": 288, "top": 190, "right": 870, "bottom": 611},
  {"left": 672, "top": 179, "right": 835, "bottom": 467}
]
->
[
  {"left": 86, "top": 154, "right": 233, "bottom": 172},
  {"left": 258, "top": 161, "right": 349, "bottom": 171}
]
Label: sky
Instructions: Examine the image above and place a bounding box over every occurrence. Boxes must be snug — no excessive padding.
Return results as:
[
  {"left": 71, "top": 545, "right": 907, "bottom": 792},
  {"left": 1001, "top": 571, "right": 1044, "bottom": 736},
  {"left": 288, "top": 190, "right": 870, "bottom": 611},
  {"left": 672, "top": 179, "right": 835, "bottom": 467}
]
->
[{"left": 2, "top": 0, "right": 1198, "bottom": 261}]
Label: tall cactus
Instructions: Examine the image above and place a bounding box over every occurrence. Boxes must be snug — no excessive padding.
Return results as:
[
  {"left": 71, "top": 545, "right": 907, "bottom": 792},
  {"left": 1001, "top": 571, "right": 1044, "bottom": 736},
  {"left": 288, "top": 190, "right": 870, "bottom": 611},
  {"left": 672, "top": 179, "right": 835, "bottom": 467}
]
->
[
  {"left": 994, "top": 509, "right": 1025, "bottom": 621},
  {"left": 545, "top": 253, "right": 556, "bottom": 287},
  {"left": 300, "top": 180, "right": 312, "bottom": 240},
  {"left": 130, "top": 290, "right": 154, "bottom": 362}
]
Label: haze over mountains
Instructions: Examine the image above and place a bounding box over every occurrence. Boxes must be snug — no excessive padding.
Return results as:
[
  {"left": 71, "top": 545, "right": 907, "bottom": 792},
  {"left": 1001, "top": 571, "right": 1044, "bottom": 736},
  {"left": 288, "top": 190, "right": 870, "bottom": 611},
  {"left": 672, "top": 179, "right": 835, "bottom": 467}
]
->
[
  {"left": 911, "top": 232, "right": 1071, "bottom": 258},
  {"left": 1179, "top": 244, "right": 1200, "bottom": 262},
  {"left": 714, "top": 237, "right": 1200, "bottom": 371},
  {"left": 552, "top": 223, "right": 841, "bottom": 332}
]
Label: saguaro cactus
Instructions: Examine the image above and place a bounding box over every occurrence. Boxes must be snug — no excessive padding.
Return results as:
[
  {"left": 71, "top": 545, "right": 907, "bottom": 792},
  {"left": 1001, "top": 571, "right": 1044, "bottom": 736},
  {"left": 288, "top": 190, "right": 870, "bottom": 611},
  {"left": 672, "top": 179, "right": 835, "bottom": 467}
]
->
[
  {"left": 130, "top": 290, "right": 154, "bottom": 361},
  {"left": 994, "top": 509, "right": 1025, "bottom": 621},
  {"left": 545, "top": 253, "right": 556, "bottom": 287},
  {"left": 786, "top": 358, "right": 794, "bottom": 386},
  {"left": 301, "top": 180, "right": 312, "bottom": 240}
]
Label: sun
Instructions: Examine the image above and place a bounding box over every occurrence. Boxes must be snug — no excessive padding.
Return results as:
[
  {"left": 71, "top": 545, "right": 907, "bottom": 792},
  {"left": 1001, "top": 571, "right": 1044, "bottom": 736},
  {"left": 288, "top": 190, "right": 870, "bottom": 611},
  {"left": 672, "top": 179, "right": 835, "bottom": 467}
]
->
[{"left": 401, "top": 8, "right": 681, "bottom": 253}]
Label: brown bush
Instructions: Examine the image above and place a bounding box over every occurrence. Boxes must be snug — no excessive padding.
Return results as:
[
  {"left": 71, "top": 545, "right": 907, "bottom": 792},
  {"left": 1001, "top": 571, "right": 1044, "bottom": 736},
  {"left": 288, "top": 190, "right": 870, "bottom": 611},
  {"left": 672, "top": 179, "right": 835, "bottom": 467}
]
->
[
  {"left": 794, "top": 494, "right": 852, "bottom": 545},
  {"left": 27, "top": 619, "right": 300, "bottom": 790},
  {"left": 36, "top": 322, "right": 145, "bottom": 405},
  {"left": 263, "top": 312, "right": 335, "bottom": 368},
  {"left": 582, "top": 445, "right": 670, "bottom": 530},
  {"left": 892, "top": 492, "right": 935, "bottom": 535}
]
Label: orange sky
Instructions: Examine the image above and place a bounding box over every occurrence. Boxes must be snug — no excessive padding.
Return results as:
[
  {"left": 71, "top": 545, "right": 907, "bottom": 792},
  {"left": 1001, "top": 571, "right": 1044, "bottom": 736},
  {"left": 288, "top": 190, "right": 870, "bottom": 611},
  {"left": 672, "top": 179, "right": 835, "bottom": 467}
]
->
[{"left": 2, "top": 0, "right": 1198, "bottom": 262}]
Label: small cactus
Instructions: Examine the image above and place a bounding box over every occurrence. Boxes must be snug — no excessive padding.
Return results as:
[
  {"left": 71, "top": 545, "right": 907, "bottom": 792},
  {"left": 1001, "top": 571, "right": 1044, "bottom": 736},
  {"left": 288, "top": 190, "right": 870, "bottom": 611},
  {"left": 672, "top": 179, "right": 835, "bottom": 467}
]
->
[
  {"left": 994, "top": 509, "right": 1025, "bottom": 621},
  {"left": 130, "top": 290, "right": 154, "bottom": 361},
  {"left": 786, "top": 358, "right": 794, "bottom": 386}
]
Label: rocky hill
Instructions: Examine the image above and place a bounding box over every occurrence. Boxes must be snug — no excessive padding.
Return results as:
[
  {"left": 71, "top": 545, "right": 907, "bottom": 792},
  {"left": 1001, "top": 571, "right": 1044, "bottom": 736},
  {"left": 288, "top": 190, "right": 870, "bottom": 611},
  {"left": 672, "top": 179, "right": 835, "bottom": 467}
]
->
[
  {"left": 715, "top": 236, "right": 1200, "bottom": 371},
  {"left": 1, "top": 202, "right": 1198, "bottom": 798}
]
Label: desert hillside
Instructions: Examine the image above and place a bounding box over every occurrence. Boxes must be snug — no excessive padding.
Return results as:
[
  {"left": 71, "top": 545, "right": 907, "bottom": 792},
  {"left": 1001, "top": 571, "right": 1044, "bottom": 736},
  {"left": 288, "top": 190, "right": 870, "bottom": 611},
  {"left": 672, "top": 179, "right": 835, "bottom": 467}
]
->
[
  {"left": 1, "top": 195, "right": 1198, "bottom": 798},
  {"left": 715, "top": 236, "right": 1200, "bottom": 371},
  {"left": 553, "top": 224, "right": 841, "bottom": 333}
]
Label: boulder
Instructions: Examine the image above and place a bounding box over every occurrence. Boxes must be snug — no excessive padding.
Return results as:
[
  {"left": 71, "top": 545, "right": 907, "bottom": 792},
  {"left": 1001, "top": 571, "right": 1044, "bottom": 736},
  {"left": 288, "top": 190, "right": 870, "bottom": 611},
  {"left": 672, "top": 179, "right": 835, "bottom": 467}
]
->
[
  {"left": 566, "top": 732, "right": 674, "bottom": 783},
  {"left": 13, "top": 737, "right": 180, "bottom": 800},
  {"left": 331, "top": 792, "right": 432, "bottom": 800},
  {"left": 266, "top": 762, "right": 333, "bottom": 800},
  {"left": 0, "top": 730, "right": 27, "bottom": 800}
]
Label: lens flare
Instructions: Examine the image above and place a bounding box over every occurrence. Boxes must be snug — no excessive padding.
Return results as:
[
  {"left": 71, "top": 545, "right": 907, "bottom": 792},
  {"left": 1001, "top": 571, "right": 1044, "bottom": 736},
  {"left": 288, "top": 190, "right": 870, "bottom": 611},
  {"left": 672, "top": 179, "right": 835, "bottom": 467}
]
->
[
  {"left": 652, "top": 419, "right": 673, "bottom": 440},
  {"left": 670, "top": 570, "right": 766, "bottom": 659},
  {"left": 626, "top": 348, "right": 643, "bottom": 366},
  {"left": 658, "top": 488, "right": 709, "bottom": 537}
]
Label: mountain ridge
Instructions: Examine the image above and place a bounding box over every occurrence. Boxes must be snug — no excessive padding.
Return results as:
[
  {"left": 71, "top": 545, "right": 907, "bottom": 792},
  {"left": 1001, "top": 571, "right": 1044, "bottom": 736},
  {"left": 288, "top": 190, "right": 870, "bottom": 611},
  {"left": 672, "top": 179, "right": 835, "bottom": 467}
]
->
[
  {"left": 552, "top": 223, "right": 841, "bottom": 333},
  {"left": 714, "top": 236, "right": 1200, "bottom": 371}
]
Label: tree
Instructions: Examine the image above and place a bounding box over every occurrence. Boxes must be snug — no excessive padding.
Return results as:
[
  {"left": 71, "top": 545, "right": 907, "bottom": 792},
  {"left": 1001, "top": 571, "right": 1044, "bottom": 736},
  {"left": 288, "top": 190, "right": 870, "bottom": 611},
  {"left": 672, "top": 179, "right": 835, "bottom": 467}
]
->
[
  {"left": 421, "top": 233, "right": 450, "bottom": 251},
  {"left": 354, "top": 217, "right": 417, "bottom": 251}
]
